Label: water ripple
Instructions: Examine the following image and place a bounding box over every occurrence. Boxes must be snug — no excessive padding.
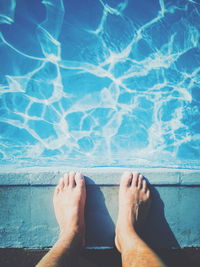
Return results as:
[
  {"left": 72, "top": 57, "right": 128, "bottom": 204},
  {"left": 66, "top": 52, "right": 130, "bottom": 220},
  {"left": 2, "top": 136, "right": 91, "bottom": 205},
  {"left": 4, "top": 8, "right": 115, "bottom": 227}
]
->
[{"left": 0, "top": 0, "right": 199, "bottom": 169}]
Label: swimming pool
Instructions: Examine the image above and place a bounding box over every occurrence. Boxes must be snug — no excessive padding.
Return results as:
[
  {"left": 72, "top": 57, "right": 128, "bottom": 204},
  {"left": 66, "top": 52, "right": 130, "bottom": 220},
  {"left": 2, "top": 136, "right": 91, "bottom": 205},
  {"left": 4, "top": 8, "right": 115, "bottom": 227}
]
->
[{"left": 0, "top": 0, "right": 199, "bottom": 169}]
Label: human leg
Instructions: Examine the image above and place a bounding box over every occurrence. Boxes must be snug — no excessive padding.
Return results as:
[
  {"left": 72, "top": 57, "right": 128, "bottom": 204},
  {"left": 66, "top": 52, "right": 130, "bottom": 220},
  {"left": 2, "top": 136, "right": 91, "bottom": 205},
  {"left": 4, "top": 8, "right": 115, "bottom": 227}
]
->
[
  {"left": 36, "top": 171, "right": 86, "bottom": 267},
  {"left": 115, "top": 172, "right": 166, "bottom": 267}
]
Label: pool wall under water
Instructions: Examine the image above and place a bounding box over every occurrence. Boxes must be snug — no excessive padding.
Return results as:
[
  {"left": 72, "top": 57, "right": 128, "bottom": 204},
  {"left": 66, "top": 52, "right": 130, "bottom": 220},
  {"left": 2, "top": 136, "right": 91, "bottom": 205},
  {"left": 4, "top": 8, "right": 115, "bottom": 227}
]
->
[{"left": 0, "top": 0, "right": 200, "bottom": 169}]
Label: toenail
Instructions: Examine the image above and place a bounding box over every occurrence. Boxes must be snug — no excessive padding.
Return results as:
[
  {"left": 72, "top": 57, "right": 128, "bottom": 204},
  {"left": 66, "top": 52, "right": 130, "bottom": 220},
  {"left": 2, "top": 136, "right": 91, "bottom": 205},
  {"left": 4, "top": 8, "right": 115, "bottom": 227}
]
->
[{"left": 76, "top": 172, "right": 82, "bottom": 178}]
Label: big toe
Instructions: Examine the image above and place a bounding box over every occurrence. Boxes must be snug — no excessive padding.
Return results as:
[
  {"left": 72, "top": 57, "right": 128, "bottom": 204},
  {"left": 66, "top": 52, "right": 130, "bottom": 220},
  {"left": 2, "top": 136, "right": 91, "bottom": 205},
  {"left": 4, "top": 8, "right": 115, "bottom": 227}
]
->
[
  {"left": 120, "top": 172, "right": 133, "bottom": 187},
  {"left": 69, "top": 171, "right": 76, "bottom": 187}
]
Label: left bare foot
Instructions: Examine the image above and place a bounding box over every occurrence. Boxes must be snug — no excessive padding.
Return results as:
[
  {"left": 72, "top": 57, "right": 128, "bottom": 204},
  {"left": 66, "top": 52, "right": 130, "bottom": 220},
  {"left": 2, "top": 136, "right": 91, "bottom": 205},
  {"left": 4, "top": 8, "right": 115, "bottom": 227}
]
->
[{"left": 53, "top": 171, "right": 86, "bottom": 250}]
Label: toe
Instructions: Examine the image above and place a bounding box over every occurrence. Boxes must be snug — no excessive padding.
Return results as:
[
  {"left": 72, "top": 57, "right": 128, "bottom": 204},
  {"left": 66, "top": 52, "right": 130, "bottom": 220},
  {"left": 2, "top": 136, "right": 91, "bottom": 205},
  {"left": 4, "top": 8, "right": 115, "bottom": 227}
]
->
[
  {"left": 120, "top": 172, "right": 133, "bottom": 187},
  {"left": 132, "top": 172, "right": 139, "bottom": 187},
  {"left": 69, "top": 171, "right": 76, "bottom": 187},
  {"left": 63, "top": 173, "right": 69, "bottom": 187},
  {"left": 142, "top": 179, "right": 147, "bottom": 192},
  {"left": 75, "top": 172, "right": 85, "bottom": 188},
  {"left": 146, "top": 189, "right": 151, "bottom": 199},
  {"left": 54, "top": 184, "right": 60, "bottom": 195},
  {"left": 137, "top": 174, "right": 143, "bottom": 189},
  {"left": 58, "top": 177, "right": 65, "bottom": 190},
  {"left": 54, "top": 178, "right": 64, "bottom": 196}
]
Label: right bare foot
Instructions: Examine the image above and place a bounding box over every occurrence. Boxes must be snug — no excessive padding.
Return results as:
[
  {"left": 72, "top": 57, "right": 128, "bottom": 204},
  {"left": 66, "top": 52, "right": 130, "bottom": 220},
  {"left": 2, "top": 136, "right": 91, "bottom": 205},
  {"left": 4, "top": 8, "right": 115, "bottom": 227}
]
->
[{"left": 115, "top": 172, "right": 151, "bottom": 252}]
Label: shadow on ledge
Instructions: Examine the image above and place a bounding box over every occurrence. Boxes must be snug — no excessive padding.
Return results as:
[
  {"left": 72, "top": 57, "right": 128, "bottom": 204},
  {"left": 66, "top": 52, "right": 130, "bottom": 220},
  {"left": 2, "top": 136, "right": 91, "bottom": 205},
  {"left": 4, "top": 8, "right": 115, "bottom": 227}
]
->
[
  {"left": 140, "top": 185, "right": 192, "bottom": 267},
  {"left": 84, "top": 176, "right": 115, "bottom": 247}
]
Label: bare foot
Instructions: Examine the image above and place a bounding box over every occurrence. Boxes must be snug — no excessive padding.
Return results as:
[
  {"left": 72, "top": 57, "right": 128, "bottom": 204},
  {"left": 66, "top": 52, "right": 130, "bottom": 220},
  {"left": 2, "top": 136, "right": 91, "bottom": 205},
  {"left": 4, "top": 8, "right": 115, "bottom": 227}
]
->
[
  {"left": 53, "top": 171, "right": 86, "bottom": 250},
  {"left": 115, "top": 172, "right": 151, "bottom": 252}
]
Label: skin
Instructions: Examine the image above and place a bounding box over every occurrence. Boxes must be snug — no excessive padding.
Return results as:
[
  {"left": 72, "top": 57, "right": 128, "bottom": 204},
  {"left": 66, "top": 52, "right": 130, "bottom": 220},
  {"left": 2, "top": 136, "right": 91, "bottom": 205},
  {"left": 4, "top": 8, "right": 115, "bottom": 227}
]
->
[
  {"left": 36, "top": 171, "right": 86, "bottom": 267},
  {"left": 36, "top": 171, "right": 165, "bottom": 267},
  {"left": 115, "top": 172, "right": 166, "bottom": 267}
]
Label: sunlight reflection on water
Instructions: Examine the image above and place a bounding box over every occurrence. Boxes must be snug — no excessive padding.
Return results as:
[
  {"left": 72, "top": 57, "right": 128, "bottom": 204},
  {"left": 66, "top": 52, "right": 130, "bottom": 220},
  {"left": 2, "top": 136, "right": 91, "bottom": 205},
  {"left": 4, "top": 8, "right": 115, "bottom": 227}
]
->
[{"left": 0, "top": 0, "right": 199, "bottom": 168}]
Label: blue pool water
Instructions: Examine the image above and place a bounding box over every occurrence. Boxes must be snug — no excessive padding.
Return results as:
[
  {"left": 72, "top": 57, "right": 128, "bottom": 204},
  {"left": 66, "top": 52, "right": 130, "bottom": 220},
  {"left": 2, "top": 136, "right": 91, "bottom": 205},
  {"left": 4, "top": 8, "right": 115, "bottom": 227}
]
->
[{"left": 0, "top": 0, "right": 199, "bottom": 169}]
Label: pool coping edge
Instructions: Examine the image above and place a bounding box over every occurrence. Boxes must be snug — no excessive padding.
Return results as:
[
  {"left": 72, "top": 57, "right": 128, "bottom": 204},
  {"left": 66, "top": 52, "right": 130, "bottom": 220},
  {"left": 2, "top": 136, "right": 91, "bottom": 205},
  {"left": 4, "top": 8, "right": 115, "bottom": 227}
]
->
[{"left": 0, "top": 167, "right": 199, "bottom": 185}]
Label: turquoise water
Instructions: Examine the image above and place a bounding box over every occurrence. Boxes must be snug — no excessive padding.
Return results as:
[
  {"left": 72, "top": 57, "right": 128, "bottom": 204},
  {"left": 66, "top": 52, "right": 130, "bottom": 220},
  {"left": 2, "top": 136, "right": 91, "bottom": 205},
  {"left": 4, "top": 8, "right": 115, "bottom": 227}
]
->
[{"left": 0, "top": 0, "right": 199, "bottom": 168}]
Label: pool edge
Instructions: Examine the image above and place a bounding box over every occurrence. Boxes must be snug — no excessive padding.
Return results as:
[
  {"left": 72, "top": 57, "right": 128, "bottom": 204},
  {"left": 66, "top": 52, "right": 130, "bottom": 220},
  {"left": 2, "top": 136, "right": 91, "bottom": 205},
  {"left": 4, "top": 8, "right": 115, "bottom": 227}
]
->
[{"left": 0, "top": 167, "right": 199, "bottom": 185}]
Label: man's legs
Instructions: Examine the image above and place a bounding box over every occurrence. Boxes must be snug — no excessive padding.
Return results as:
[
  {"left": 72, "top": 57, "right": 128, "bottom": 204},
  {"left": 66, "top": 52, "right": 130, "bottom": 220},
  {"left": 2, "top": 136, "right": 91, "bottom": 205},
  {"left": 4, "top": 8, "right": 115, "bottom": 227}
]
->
[
  {"left": 36, "top": 171, "right": 86, "bottom": 267},
  {"left": 115, "top": 172, "right": 166, "bottom": 267},
  {"left": 37, "top": 171, "right": 166, "bottom": 267}
]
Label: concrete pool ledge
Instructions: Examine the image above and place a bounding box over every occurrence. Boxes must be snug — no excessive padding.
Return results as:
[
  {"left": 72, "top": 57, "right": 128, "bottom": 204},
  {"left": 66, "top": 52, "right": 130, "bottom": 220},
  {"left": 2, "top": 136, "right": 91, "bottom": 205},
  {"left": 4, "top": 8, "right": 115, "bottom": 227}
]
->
[
  {"left": 0, "top": 168, "right": 200, "bottom": 249},
  {"left": 0, "top": 167, "right": 200, "bottom": 185}
]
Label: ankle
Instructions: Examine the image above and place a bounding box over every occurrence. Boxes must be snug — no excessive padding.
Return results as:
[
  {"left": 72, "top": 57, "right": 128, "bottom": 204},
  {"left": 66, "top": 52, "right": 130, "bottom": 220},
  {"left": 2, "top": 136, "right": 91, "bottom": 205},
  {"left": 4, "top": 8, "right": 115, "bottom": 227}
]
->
[
  {"left": 116, "top": 230, "right": 139, "bottom": 251},
  {"left": 56, "top": 231, "right": 83, "bottom": 251},
  {"left": 59, "top": 226, "right": 83, "bottom": 239}
]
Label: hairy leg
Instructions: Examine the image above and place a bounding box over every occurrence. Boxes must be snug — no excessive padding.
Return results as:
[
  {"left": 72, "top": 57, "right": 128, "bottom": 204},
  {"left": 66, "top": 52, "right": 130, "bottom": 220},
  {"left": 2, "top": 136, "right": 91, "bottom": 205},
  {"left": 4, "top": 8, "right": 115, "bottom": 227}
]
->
[
  {"left": 36, "top": 171, "right": 86, "bottom": 267},
  {"left": 115, "top": 172, "right": 166, "bottom": 267}
]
